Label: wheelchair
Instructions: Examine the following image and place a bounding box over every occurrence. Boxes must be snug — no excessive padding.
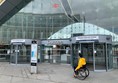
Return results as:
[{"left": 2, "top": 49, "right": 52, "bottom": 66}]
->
[{"left": 74, "top": 65, "right": 89, "bottom": 80}]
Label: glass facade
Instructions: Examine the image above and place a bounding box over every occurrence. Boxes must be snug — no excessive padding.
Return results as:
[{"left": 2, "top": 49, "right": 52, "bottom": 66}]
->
[
  {"left": 49, "top": 23, "right": 118, "bottom": 41},
  {"left": 0, "top": 0, "right": 118, "bottom": 44},
  {"left": 1, "top": 13, "right": 73, "bottom": 43}
]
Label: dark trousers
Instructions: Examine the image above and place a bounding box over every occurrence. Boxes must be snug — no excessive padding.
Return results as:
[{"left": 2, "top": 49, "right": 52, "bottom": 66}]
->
[
  {"left": 73, "top": 65, "right": 87, "bottom": 75},
  {"left": 73, "top": 66, "right": 78, "bottom": 75}
]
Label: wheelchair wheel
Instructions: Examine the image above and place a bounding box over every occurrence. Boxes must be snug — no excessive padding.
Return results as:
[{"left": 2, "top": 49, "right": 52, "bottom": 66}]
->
[
  {"left": 85, "top": 68, "right": 89, "bottom": 77},
  {"left": 77, "top": 69, "right": 87, "bottom": 80}
]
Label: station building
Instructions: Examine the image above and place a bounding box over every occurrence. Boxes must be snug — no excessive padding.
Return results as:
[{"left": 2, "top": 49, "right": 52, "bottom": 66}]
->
[{"left": 0, "top": 0, "right": 118, "bottom": 71}]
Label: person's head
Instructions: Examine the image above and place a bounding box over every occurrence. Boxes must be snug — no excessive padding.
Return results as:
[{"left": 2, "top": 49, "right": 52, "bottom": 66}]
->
[{"left": 79, "top": 53, "right": 83, "bottom": 58}]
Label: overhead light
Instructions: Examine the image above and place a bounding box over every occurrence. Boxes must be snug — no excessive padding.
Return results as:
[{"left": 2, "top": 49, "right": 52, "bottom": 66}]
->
[
  {"left": 0, "top": 0, "right": 6, "bottom": 6},
  {"left": 53, "top": 45, "right": 56, "bottom": 48}
]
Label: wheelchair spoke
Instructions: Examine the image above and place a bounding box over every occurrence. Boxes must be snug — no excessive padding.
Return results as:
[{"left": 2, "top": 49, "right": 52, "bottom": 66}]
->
[{"left": 75, "top": 68, "right": 89, "bottom": 80}]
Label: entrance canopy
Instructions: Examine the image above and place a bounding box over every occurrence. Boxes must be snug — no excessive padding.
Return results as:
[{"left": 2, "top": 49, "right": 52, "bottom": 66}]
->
[
  {"left": 71, "top": 35, "right": 113, "bottom": 71},
  {"left": 71, "top": 35, "right": 112, "bottom": 44},
  {"left": 0, "top": 0, "right": 32, "bottom": 26}
]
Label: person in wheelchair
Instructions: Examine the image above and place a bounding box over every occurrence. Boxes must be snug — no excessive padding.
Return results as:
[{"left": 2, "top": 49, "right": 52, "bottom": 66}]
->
[{"left": 74, "top": 53, "right": 86, "bottom": 77}]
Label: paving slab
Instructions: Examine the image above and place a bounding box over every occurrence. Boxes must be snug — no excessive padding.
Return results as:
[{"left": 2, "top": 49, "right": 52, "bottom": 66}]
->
[{"left": 0, "top": 62, "right": 118, "bottom": 83}]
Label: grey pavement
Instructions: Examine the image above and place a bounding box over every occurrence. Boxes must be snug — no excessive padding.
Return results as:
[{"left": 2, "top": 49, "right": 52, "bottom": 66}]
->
[{"left": 0, "top": 62, "right": 118, "bottom": 83}]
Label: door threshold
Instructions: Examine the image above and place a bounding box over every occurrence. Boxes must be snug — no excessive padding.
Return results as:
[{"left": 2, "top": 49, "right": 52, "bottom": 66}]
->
[
  {"left": 94, "top": 70, "right": 106, "bottom": 72},
  {"left": 10, "top": 63, "right": 17, "bottom": 65}
]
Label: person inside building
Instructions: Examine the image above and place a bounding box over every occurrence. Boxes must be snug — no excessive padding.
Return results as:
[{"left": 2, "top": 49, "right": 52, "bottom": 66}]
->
[
  {"left": 74, "top": 53, "right": 86, "bottom": 77},
  {"left": 73, "top": 55, "right": 78, "bottom": 77},
  {"left": 48, "top": 50, "right": 51, "bottom": 63}
]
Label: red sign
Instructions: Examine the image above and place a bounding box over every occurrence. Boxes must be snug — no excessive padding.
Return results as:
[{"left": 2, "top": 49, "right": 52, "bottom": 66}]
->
[{"left": 53, "top": 3, "right": 59, "bottom": 8}]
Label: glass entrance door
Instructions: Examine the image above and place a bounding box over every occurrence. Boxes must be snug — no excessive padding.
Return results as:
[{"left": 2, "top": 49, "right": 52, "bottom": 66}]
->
[
  {"left": 80, "top": 43, "right": 94, "bottom": 71},
  {"left": 42, "top": 45, "right": 62, "bottom": 63},
  {"left": 41, "top": 44, "right": 71, "bottom": 64},
  {"left": 10, "top": 43, "right": 30, "bottom": 64},
  {"left": 10, "top": 44, "right": 22, "bottom": 64},
  {"left": 42, "top": 46, "right": 53, "bottom": 63},
  {"left": 80, "top": 42, "right": 106, "bottom": 71},
  {"left": 94, "top": 43, "right": 106, "bottom": 71}
]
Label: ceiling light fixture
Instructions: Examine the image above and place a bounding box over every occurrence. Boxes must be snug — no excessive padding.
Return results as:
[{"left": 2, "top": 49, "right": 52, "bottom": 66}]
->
[{"left": 0, "top": 0, "right": 6, "bottom": 6}]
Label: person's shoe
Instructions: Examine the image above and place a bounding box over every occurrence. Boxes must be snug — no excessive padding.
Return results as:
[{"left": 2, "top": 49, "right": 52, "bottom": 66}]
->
[{"left": 74, "top": 74, "right": 77, "bottom": 78}]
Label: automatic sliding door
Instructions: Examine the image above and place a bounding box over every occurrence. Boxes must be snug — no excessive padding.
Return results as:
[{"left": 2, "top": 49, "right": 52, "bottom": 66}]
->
[
  {"left": 42, "top": 46, "right": 53, "bottom": 63},
  {"left": 10, "top": 44, "right": 19, "bottom": 64},
  {"left": 10, "top": 44, "right": 28, "bottom": 64},
  {"left": 18, "top": 45, "right": 29, "bottom": 64},
  {"left": 80, "top": 43, "right": 94, "bottom": 71},
  {"left": 94, "top": 43, "right": 106, "bottom": 71},
  {"left": 80, "top": 43, "right": 107, "bottom": 71}
]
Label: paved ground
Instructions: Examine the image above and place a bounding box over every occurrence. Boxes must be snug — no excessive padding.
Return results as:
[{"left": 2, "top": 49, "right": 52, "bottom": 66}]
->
[{"left": 0, "top": 62, "right": 118, "bottom": 83}]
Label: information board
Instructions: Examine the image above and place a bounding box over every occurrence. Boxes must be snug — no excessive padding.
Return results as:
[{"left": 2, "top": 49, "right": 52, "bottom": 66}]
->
[
  {"left": 31, "top": 40, "right": 38, "bottom": 74},
  {"left": 31, "top": 44, "right": 38, "bottom": 63}
]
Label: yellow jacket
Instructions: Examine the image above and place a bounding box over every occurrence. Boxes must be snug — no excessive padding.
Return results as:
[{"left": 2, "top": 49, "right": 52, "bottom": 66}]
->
[{"left": 75, "top": 58, "right": 86, "bottom": 71}]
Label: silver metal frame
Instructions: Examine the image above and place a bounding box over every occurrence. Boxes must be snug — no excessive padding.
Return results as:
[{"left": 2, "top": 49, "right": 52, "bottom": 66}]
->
[
  {"left": 94, "top": 43, "right": 107, "bottom": 72},
  {"left": 106, "top": 43, "right": 108, "bottom": 71},
  {"left": 93, "top": 42, "right": 95, "bottom": 71},
  {"left": 79, "top": 42, "right": 107, "bottom": 72},
  {"left": 15, "top": 45, "right": 18, "bottom": 65},
  {"left": 10, "top": 44, "right": 22, "bottom": 65}
]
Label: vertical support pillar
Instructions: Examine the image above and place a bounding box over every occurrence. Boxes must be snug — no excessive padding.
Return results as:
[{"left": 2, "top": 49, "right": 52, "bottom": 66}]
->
[
  {"left": 15, "top": 45, "right": 18, "bottom": 65},
  {"left": 93, "top": 43, "right": 95, "bottom": 71},
  {"left": 106, "top": 43, "right": 108, "bottom": 71},
  {"left": 79, "top": 43, "right": 81, "bottom": 53},
  {"left": 70, "top": 43, "right": 74, "bottom": 67}
]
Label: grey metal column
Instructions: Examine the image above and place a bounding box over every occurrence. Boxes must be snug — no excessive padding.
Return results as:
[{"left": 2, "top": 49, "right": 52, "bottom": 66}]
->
[
  {"left": 93, "top": 43, "right": 95, "bottom": 71},
  {"left": 10, "top": 44, "right": 13, "bottom": 64},
  {"left": 70, "top": 43, "right": 73, "bottom": 67},
  {"left": 80, "top": 43, "right": 81, "bottom": 53},
  {"left": 103, "top": 43, "right": 105, "bottom": 70},
  {"left": 15, "top": 45, "right": 18, "bottom": 65},
  {"left": 40, "top": 45, "right": 43, "bottom": 62},
  {"left": 105, "top": 43, "right": 108, "bottom": 71}
]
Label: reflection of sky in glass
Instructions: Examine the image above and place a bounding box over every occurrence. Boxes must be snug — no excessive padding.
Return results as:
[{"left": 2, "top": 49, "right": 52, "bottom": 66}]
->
[
  {"left": 18, "top": 0, "right": 118, "bottom": 30},
  {"left": 19, "top": 0, "right": 64, "bottom": 14},
  {"left": 48, "top": 22, "right": 118, "bottom": 41}
]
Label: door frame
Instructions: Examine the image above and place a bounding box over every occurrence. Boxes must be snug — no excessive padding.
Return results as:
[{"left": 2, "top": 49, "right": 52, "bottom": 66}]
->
[
  {"left": 94, "top": 43, "right": 106, "bottom": 72},
  {"left": 10, "top": 43, "right": 22, "bottom": 64},
  {"left": 79, "top": 41, "right": 107, "bottom": 71},
  {"left": 79, "top": 42, "right": 94, "bottom": 71}
]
